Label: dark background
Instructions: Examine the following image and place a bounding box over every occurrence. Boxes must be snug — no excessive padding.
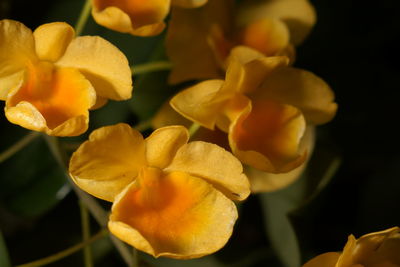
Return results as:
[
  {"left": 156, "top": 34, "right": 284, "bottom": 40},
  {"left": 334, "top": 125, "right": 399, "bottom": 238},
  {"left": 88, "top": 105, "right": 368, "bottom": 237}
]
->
[{"left": 1, "top": 0, "right": 400, "bottom": 266}]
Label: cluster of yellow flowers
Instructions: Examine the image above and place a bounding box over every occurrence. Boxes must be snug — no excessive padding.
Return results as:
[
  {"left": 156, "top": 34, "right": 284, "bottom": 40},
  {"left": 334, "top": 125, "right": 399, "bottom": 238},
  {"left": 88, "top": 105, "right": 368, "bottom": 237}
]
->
[{"left": 4, "top": 0, "right": 396, "bottom": 264}]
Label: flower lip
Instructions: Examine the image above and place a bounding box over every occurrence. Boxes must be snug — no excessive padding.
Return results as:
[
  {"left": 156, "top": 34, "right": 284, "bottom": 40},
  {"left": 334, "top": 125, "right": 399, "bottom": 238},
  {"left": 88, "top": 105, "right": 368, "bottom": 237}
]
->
[{"left": 109, "top": 166, "right": 239, "bottom": 258}]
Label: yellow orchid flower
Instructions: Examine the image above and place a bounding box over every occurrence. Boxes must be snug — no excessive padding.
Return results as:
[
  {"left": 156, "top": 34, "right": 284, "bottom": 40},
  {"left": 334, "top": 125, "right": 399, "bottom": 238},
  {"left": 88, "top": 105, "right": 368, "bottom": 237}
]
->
[
  {"left": 91, "top": 0, "right": 208, "bottom": 36},
  {"left": 303, "top": 227, "right": 400, "bottom": 267},
  {"left": 171, "top": 47, "right": 337, "bottom": 173},
  {"left": 166, "top": 0, "right": 315, "bottom": 84},
  {"left": 69, "top": 123, "right": 250, "bottom": 258},
  {"left": 152, "top": 101, "right": 316, "bottom": 192},
  {"left": 0, "top": 20, "right": 132, "bottom": 136}
]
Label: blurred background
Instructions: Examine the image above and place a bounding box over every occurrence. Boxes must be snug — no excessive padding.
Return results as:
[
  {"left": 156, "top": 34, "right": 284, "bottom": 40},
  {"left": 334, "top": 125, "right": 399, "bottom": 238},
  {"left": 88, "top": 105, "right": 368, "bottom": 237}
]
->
[{"left": 1, "top": 0, "right": 400, "bottom": 266}]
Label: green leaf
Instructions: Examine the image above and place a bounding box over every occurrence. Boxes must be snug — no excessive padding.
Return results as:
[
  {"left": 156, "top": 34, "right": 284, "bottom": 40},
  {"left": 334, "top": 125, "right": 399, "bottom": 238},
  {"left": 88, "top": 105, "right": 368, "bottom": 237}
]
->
[
  {"left": 259, "top": 172, "right": 306, "bottom": 267},
  {"left": 0, "top": 136, "right": 67, "bottom": 217},
  {"left": 0, "top": 230, "right": 11, "bottom": 267},
  {"left": 259, "top": 145, "right": 341, "bottom": 267}
]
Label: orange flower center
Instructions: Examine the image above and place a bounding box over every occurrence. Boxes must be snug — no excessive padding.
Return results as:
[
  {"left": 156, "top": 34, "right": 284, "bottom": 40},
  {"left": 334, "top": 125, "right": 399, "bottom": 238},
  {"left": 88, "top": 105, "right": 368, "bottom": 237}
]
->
[
  {"left": 8, "top": 61, "right": 92, "bottom": 129},
  {"left": 113, "top": 167, "right": 212, "bottom": 253},
  {"left": 232, "top": 99, "right": 305, "bottom": 164}
]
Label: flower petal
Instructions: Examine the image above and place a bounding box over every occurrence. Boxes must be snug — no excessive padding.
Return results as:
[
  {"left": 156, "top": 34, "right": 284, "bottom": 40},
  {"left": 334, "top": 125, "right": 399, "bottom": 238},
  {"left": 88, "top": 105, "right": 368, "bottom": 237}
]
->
[
  {"left": 170, "top": 79, "right": 228, "bottom": 129},
  {"left": 339, "top": 227, "right": 400, "bottom": 267},
  {"left": 91, "top": 3, "right": 166, "bottom": 36},
  {"left": 145, "top": 126, "right": 189, "bottom": 169},
  {"left": 165, "top": 141, "right": 250, "bottom": 201},
  {"left": 255, "top": 67, "right": 338, "bottom": 124},
  {"left": 237, "top": 0, "right": 316, "bottom": 45},
  {"left": 171, "top": 0, "right": 207, "bottom": 8},
  {"left": 229, "top": 99, "right": 307, "bottom": 173},
  {"left": 69, "top": 123, "right": 146, "bottom": 201},
  {"left": 166, "top": 0, "right": 233, "bottom": 84},
  {"left": 56, "top": 36, "right": 132, "bottom": 101},
  {"left": 0, "top": 19, "right": 37, "bottom": 100},
  {"left": 5, "top": 63, "right": 95, "bottom": 136},
  {"left": 245, "top": 126, "right": 315, "bottom": 192},
  {"left": 225, "top": 47, "right": 289, "bottom": 94},
  {"left": 109, "top": 167, "right": 238, "bottom": 258},
  {"left": 237, "top": 18, "right": 290, "bottom": 57},
  {"left": 302, "top": 252, "right": 340, "bottom": 267},
  {"left": 151, "top": 99, "right": 193, "bottom": 129},
  {"left": 33, "top": 22, "right": 75, "bottom": 62}
]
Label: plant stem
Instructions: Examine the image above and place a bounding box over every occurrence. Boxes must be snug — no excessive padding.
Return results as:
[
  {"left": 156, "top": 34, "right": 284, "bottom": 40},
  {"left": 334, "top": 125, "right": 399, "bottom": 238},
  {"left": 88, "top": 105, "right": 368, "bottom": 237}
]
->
[
  {"left": 188, "top": 123, "right": 201, "bottom": 137},
  {"left": 43, "top": 135, "right": 134, "bottom": 266},
  {"left": 133, "top": 119, "right": 152, "bottom": 132},
  {"left": 80, "top": 201, "right": 93, "bottom": 267},
  {"left": 15, "top": 230, "right": 107, "bottom": 267},
  {"left": 0, "top": 131, "right": 40, "bottom": 164},
  {"left": 132, "top": 247, "right": 139, "bottom": 267},
  {"left": 74, "top": 0, "right": 92, "bottom": 36},
  {"left": 131, "top": 61, "right": 172, "bottom": 76}
]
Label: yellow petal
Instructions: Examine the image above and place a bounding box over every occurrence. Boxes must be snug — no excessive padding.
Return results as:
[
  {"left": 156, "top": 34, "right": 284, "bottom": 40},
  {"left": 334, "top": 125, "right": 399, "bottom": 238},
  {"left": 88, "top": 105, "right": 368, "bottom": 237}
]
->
[
  {"left": 89, "top": 96, "right": 108, "bottom": 110},
  {"left": 237, "top": 18, "right": 290, "bottom": 56},
  {"left": 145, "top": 126, "right": 189, "bottom": 169},
  {"left": 91, "top": 0, "right": 168, "bottom": 36},
  {"left": 170, "top": 79, "right": 229, "bottom": 129},
  {"left": 225, "top": 47, "right": 289, "bottom": 94},
  {"left": 246, "top": 126, "right": 315, "bottom": 192},
  {"left": 0, "top": 70, "right": 25, "bottom": 101},
  {"left": 255, "top": 67, "right": 338, "bottom": 124},
  {"left": 5, "top": 62, "right": 95, "bottom": 136},
  {"left": 165, "top": 141, "right": 250, "bottom": 201},
  {"left": 151, "top": 99, "right": 193, "bottom": 129},
  {"left": 56, "top": 36, "right": 132, "bottom": 101},
  {"left": 0, "top": 19, "right": 37, "bottom": 100},
  {"left": 339, "top": 227, "right": 400, "bottom": 267},
  {"left": 166, "top": 0, "right": 233, "bottom": 84},
  {"left": 302, "top": 252, "right": 340, "bottom": 267},
  {"left": 109, "top": 167, "right": 238, "bottom": 258},
  {"left": 33, "top": 22, "right": 75, "bottom": 62},
  {"left": 69, "top": 123, "right": 146, "bottom": 201},
  {"left": 172, "top": 0, "right": 207, "bottom": 8},
  {"left": 229, "top": 99, "right": 307, "bottom": 173},
  {"left": 236, "top": 0, "right": 316, "bottom": 45}
]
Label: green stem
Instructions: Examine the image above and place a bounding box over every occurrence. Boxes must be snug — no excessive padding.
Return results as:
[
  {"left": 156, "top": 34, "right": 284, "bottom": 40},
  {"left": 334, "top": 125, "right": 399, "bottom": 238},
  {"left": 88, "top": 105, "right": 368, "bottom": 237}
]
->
[
  {"left": 132, "top": 247, "right": 139, "bottom": 267},
  {"left": 15, "top": 230, "right": 107, "bottom": 267},
  {"left": 42, "top": 135, "right": 134, "bottom": 266},
  {"left": 188, "top": 123, "right": 201, "bottom": 138},
  {"left": 133, "top": 119, "right": 152, "bottom": 132},
  {"left": 74, "top": 0, "right": 92, "bottom": 36},
  {"left": 131, "top": 61, "right": 172, "bottom": 76},
  {"left": 80, "top": 202, "right": 93, "bottom": 267},
  {"left": 0, "top": 131, "right": 40, "bottom": 164}
]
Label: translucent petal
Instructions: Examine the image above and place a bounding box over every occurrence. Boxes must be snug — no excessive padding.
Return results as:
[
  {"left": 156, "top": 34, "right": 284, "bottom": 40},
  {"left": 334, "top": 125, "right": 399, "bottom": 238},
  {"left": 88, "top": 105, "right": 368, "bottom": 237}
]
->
[
  {"left": 237, "top": 0, "right": 316, "bottom": 45},
  {"left": 170, "top": 79, "right": 228, "bottom": 129},
  {"left": 33, "top": 22, "right": 75, "bottom": 62},
  {"left": 69, "top": 123, "right": 146, "bottom": 201},
  {"left": 0, "top": 20, "right": 36, "bottom": 100},
  {"left": 56, "top": 36, "right": 132, "bottom": 101},
  {"left": 255, "top": 67, "right": 337, "bottom": 124},
  {"left": 5, "top": 63, "right": 95, "bottom": 136},
  {"left": 246, "top": 126, "right": 315, "bottom": 192},
  {"left": 166, "top": 0, "right": 233, "bottom": 83},
  {"left": 229, "top": 99, "right": 307, "bottom": 173},
  {"left": 91, "top": 0, "right": 168, "bottom": 36},
  {"left": 145, "top": 125, "right": 189, "bottom": 169},
  {"left": 109, "top": 167, "right": 238, "bottom": 258},
  {"left": 165, "top": 141, "right": 250, "bottom": 201}
]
